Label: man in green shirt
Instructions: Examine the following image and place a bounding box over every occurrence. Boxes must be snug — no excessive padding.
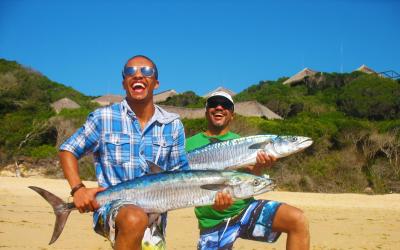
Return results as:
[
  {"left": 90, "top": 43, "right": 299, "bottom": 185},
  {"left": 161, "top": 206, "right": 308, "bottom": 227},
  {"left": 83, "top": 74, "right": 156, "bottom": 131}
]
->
[{"left": 186, "top": 91, "right": 310, "bottom": 250}]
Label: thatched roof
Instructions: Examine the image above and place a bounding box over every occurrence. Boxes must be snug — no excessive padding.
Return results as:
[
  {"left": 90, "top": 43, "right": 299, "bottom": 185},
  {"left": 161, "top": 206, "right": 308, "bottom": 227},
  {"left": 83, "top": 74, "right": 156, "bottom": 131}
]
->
[
  {"left": 283, "top": 68, "right": 318, "bottom": 85},
  {"left": 159, "top": 101, "right": 282, "bottom": 120},
  {"left": 92, "top": 94, "right": 124, "bottom": 106},
  {"left": 235, "top": 101, "right": 283, "bottom": 120},
  {"left": 355, "top": 64, "right": 376, "bottom": 74},
  {"left": 51, "top": 98, "right": 80, "bottom": 113},
  {"left": 154, "top": 89, "right": 178, "bottom": 103},
  {"left": 158, "top": 105, "right": 204, "bottom": 119},
  {"left": 203, "top": 87, "right": 236, "bottom": 98}
]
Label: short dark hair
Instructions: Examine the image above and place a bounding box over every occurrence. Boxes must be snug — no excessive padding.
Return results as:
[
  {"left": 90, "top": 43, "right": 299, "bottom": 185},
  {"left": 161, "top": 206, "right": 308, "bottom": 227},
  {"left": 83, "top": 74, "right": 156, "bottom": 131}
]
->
[{"left": 122, "top": 55, "right": 158, "bottom": 80}]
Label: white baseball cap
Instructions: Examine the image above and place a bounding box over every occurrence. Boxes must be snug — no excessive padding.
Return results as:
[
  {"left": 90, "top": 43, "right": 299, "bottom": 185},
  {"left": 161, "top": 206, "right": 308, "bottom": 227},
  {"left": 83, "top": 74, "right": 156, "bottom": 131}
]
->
[{"left": 206, "top": 91, "right": 234, "bottom": 109}]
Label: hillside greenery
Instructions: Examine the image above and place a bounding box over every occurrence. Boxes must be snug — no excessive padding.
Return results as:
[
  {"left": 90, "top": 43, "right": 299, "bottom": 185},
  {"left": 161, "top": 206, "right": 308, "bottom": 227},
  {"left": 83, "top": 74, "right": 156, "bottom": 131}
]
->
[
  {"left": 158, "top": 91, "right": 206, "bottom": 108},
  {"left": 182, "top": 72, "right": 400, "bottom": 193},
  {"left": 0, "top": 58, "right": 399, "bottom": 193},
  {"left": 0, "top": 59, "right": 96, "bottom": 164}
]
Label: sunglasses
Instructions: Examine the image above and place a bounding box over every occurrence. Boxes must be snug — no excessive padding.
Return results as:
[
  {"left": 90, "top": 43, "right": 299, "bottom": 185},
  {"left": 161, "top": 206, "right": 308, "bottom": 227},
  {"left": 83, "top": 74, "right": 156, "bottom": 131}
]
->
[
  {"left": 207, "top": 97, "right": 234, "bottom": 110},
  {"left": 123, "top": 66, "right": 156, "bottom": 78}
]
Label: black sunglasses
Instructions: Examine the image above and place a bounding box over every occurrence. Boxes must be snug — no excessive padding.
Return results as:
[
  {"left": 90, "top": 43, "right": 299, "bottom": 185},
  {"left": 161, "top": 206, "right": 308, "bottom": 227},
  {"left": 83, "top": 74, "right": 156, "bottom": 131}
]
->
[{"left": 207, "top": 97, "right": 234, "bottom": 110}]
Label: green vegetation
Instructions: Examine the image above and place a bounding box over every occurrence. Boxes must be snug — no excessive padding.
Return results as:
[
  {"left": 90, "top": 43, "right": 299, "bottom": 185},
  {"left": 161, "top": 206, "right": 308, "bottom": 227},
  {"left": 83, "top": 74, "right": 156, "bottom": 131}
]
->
[
  {"left": 183, "top": 72, "right": 400, "bottom": 193},
  {"left": 159, "top": 91, "right": 206, "bottom": 108},
  {"left": 1, "top": 58, "right": 399, "bottom": 193},
  {"left": 337, "top": 74, "right": 400, "bottom": 120},
  {"left": 28, "top": 145, "right": 58, "bottom": 159},
  {"left": 0, "top": 59, "right": 95, "bottom": 164}
]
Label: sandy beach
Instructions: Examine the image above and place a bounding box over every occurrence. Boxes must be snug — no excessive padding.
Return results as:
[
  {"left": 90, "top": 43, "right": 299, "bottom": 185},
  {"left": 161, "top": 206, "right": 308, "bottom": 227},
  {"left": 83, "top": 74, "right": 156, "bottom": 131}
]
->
[{"left": 1, "top": 176, "right": 399, "bottom": 250}]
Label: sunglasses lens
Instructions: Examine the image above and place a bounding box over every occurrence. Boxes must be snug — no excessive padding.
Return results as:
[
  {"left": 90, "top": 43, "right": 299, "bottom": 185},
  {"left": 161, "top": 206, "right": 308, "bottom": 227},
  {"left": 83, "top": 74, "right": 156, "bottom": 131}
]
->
[
  {"left": 124, "top": 67, "right": 137, "bottom": 76},
  {"left": 141, "top": 67, "right": 155, "bottom": 77},
  {"left": 207, "top": 98, "right": 233, "bottom": 110},
  {"left": 124, "top": 67, "right": 155, "bottom": 77}
]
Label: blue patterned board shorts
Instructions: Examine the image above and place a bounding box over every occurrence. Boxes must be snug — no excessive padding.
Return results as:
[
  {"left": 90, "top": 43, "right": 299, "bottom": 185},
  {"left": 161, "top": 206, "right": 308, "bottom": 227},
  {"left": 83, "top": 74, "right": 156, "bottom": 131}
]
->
[
  {"left": 198, "top": 200, "right": 282, "bottom": 250},
  {"left": 94, "top": 200, "right": 167, "bottom": 250}
]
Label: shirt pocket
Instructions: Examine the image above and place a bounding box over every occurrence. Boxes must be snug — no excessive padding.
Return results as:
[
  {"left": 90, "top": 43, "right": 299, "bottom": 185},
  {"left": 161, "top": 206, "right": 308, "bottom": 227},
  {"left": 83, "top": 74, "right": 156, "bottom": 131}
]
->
[
  {"left": 152, "top": 136, "right": 174, "bottom": 168},
  {"left": 104, "top": 133, "right": 131, "bottom": 165}
]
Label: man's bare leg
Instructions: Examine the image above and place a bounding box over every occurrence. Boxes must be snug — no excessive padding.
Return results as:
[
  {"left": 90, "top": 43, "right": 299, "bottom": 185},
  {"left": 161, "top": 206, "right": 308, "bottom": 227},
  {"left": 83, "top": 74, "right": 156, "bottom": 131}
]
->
[
  {"left": 114, "top": 205, "right": 149, "bottom": 250},
  {"left": 272, "top": 204, "right": 310, "bottom": 250}
]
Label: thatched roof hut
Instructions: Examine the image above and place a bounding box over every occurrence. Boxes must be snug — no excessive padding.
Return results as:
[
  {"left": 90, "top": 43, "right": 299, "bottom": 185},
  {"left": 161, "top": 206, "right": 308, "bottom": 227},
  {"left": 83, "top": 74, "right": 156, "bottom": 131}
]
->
[
  {"left": 92, "top": 94, "right": 124, "bottom": 106},
  {"left": 51, "top": 98, "right": 80, "bottom": 113},
  {"left": 159, "top": 101, "right": 282, "bottom": 120},
  {"left": 355, "top": 64, "right": 376, "bottom": 74},
  {"left": 235, "top": 101, "right": 282, "bottom": 119},
  {"left": 283, "top": 68, "right": 318, "bottom": 86},
  {"left": 154, "top": 89, "right": 178, "bottom": 103},
  {"left": 203, "top": 87, "right": 236, "bottom": 98}
]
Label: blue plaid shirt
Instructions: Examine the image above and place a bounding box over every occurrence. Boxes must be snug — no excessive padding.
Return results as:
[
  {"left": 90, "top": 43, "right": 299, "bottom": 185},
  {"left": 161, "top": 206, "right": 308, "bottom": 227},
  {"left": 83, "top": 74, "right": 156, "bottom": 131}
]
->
[{"left": 60, "top": 99, "right": 189, "bottom": 188}]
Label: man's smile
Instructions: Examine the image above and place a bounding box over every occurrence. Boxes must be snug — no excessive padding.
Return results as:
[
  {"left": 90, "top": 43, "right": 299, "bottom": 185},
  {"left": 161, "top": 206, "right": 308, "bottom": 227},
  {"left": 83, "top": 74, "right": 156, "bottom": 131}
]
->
[
  {"left": 131, "top": 82, "right": 147, "bottom": 93},
  {"left": 210, "top": 111, "right": 228, "bottom": 122}
]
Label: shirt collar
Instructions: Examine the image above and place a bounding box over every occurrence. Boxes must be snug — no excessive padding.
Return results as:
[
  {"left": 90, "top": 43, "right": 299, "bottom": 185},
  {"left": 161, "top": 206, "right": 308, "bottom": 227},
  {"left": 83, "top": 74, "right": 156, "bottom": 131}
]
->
[{"left": 121, "top": 99, "right": 179, "bottom": 125}]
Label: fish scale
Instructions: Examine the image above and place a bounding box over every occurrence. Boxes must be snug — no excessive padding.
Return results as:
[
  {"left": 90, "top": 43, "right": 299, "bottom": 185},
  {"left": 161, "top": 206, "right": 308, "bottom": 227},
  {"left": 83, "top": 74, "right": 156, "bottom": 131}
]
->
[
  {"left": 188, "top": 134, "right": 313, "bottom": 170},
  {"left": 96, "top": 170, "right": 230, "bottom": 212},
  {"left": 29, "top": 168, "right": 274, "bottom": 244},
  {"left": 188, "top": 135, "right": 276, "bottom": 170}
]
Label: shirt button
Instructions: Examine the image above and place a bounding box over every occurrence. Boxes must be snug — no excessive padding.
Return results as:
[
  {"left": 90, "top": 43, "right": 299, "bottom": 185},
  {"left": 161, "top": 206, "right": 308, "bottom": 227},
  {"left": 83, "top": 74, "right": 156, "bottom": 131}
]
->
[{"left": 140, "top": 150, "right": 144, "bottom": 155}]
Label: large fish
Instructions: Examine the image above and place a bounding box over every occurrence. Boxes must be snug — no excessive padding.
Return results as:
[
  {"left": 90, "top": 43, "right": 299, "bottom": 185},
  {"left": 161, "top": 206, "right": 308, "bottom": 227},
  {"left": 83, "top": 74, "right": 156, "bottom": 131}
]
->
[
  {"left": 29, "top": 163, "right": 274, "bottom": 244},
  {"left": 188, "top": 135, "right": 313, "bottom": 170}
]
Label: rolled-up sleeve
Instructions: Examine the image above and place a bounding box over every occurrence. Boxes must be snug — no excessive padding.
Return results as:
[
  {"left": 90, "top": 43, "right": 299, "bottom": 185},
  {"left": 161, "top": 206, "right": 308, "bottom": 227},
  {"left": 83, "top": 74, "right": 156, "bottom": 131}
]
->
[{"left": 60, "top": 112, "right": 101, "bottom": 159}]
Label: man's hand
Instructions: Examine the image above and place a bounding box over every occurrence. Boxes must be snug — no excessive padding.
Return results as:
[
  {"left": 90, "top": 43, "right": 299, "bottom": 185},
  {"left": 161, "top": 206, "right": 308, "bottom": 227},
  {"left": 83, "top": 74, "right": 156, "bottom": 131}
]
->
[
  {"left": 256, "top": 151, "right": 276, "bottom": 168},
  {"left": 73, "top": 186, "right": 106, "bottom": 213},
  {"left": 212, "top": 191, "right": 234, "bottom": 211},
  {"left": 246, "top": 151, "right": 277, "bottom": 176}
]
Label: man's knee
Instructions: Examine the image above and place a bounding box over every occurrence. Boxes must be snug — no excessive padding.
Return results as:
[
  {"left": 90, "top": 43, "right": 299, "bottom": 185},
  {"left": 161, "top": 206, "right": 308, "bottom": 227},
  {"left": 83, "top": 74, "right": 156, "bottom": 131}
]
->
[
  {"left": 116, "top": 205, "right": 149, "bottom": 234},
  {"left": 290, "top": 208, "right": 309, "bottom": 233},
  {"left": 273, "top": 204, "right": 309, "bottom": 233}
]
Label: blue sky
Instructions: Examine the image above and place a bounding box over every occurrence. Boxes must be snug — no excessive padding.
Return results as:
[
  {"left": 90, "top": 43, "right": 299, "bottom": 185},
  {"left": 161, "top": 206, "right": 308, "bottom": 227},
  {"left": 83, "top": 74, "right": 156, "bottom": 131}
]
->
[{"left": 1, "top": 0, "right": 399, "bottom": 97}]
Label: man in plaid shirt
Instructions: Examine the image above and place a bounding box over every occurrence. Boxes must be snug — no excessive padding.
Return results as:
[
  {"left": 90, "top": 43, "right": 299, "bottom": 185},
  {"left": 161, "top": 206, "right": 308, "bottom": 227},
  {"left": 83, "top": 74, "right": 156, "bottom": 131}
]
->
[{"left": 59, "top": 55, "right": 189, "bottom": 249}]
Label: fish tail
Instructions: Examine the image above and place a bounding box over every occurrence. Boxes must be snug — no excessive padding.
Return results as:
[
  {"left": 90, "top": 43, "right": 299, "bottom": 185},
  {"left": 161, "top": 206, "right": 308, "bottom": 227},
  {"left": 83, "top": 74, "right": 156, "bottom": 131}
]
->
[{"left": 29, "top": 186, "right": 75, "bottom": 245}]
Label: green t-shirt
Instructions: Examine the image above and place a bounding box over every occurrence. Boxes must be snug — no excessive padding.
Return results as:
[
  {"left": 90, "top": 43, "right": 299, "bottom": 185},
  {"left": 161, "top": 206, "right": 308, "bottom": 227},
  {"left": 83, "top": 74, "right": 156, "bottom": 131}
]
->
[{"left": 186, "top": 132, "right": 254, "bottom": 229}]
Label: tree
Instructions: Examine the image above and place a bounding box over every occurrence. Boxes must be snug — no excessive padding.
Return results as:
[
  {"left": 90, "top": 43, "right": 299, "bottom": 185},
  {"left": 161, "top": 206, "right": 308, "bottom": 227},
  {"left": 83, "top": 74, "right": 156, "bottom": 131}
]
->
[{"left": 337, "top": 75, "right": 400, "bottom": 120}]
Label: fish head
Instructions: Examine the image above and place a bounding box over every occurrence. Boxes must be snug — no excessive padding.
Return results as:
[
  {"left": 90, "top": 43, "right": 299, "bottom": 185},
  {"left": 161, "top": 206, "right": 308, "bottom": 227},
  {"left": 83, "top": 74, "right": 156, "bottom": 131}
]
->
[
  {"left": 222, "top": 172, "right": 275, "bottom": 199},
  {"left": 266, "top": 136, "right": 313, "bottom": 158}
]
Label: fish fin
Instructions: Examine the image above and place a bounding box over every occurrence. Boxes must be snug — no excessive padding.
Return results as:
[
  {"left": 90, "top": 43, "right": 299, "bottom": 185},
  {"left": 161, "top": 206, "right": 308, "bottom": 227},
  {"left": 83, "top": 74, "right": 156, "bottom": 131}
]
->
[
  {"left": 146, "top": 160, "right": 164, "bottom": 174},
  {"left": 248, "top": 141, "right": 270, "bottom": 149},
  {"left": 208, "top": 137, "right": 223, "bottom": 144},
  {"left": 29, "top": 186, "right": 74, "bottom": 245},
  {"left": 200, "top": 184, "right": 227, "bottom": 191}
]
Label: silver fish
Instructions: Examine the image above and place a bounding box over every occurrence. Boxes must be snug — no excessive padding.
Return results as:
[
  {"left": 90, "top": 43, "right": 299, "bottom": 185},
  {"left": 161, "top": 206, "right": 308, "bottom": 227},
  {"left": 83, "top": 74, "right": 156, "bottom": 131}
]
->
[
  {"left": 29, "top": 164, "right": 274, "bottom": 244},
  {"left": 188, "top": 135, "right": 313, "bottom": 170}
]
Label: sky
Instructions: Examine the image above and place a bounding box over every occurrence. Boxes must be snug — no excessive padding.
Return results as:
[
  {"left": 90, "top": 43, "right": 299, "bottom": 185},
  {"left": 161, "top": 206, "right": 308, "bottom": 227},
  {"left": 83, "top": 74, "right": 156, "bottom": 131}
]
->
[{"left": 1, "top": 0, "right": 399, "bottom": 97}]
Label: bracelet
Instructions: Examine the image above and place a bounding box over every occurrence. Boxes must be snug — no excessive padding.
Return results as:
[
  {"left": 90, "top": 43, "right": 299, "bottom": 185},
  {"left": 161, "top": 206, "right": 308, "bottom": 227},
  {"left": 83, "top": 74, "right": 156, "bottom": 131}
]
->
[{"left": 70, "top": 183, "right": 85, "bottom": 196}]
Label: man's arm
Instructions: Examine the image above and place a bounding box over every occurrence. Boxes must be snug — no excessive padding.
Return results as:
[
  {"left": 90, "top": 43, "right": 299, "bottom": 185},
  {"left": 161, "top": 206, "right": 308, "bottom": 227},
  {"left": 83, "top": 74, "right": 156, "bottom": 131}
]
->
[{"left": 59, "top": 151, "right": 105, "bottom": 213}]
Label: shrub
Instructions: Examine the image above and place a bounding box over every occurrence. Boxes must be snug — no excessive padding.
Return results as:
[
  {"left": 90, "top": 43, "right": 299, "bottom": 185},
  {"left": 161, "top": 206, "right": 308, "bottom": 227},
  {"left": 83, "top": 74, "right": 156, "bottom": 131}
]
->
[
  {"left": 159, "top": 91, "right": 205, "bottom": 108},
  {"left": 28, "top": 145, "right": 57, "bottom": 159},
  {"left": 337, "top": 75, "right": 400, "bottom": 120},
  {"left": 182, "top": 118, "right": 207, "bottom": 137}
]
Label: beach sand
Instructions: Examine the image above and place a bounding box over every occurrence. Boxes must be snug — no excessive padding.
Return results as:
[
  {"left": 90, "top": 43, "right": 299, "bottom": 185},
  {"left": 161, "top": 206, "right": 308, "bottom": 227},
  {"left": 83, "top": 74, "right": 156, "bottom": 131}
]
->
[{"left": 1, "top": 176, "right": 399, "bottom": 250}]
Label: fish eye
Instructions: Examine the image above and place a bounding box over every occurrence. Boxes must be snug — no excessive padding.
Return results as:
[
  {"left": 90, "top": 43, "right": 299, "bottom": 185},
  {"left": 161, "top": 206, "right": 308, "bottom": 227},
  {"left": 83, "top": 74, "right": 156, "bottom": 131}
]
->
[
  {"left": 253, "top": 179, "right": 260, "bottom": 186},
  {"left": 290, "top": 137, "right": 297, "bottom": 142}
]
